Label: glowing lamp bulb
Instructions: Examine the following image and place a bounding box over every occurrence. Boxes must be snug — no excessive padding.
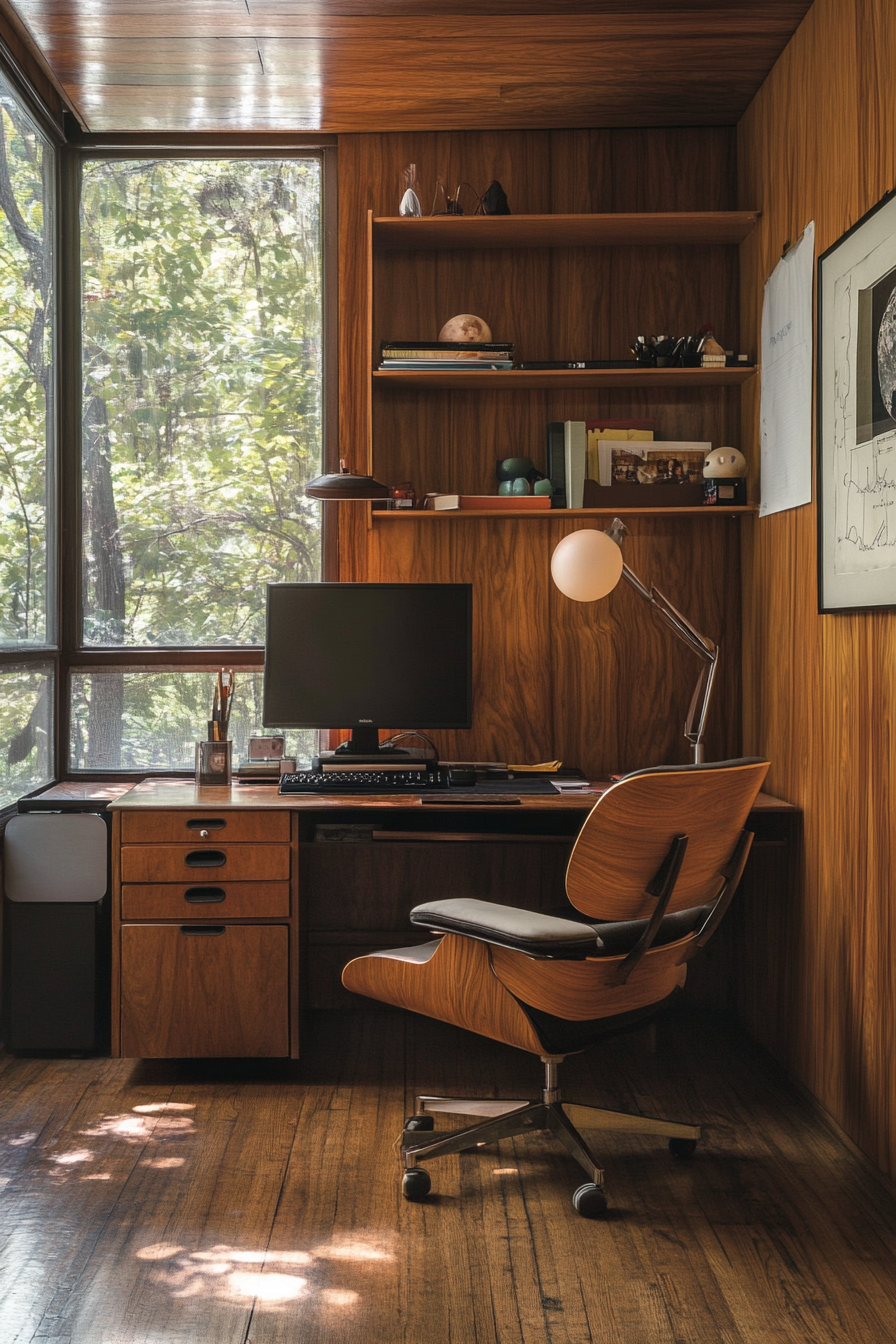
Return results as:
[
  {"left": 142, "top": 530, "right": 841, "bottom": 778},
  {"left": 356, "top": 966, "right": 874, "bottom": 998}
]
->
[{"left": 550, "top": 529, "right": 624, "bottom": 602}]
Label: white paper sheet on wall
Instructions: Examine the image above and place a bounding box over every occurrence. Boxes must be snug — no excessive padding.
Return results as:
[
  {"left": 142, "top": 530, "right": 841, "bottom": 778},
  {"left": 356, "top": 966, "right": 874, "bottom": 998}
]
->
[{"left": 759, "top": 220, "right": 815, "bottom": 516}]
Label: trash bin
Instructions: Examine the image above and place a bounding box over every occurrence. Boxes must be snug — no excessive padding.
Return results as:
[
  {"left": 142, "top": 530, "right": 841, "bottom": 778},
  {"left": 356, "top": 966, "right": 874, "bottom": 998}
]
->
[{"left": 3, "top": 804, "right": 112, "bottom": 1053}]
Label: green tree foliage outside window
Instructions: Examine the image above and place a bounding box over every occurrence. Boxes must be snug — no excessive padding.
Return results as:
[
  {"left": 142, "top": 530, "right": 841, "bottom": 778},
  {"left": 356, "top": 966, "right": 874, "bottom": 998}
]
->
[
  {"left": 0, "top": 81, "right": 54, "bottom": 650},
  {"left": 80, "top": 157, "right": 324, "bottom": 649},
  {"left": 0, "top": 73, "right": 55, "bottom": 806}
]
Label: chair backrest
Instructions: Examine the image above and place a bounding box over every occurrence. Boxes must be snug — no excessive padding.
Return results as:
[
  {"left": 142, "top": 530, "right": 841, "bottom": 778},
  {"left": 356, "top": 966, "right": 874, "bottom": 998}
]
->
[{"left": 565, "top": 758, "right": 770, "bottom": 921}]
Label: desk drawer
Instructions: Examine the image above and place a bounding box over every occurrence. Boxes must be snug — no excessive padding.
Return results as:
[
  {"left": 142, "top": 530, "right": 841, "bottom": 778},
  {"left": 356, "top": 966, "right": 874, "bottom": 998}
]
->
[
  {"left": 121, "top": 811, "right": 290, "bottom": 844},
  {"left": 121, "top": 882, "right": 291, "bottom": 920},
  {"left": 121, "top": 844, "right": 290, "bottom": 884},
  {"left": 120, "top": 923, "right": 290, "bottom": 1057}
]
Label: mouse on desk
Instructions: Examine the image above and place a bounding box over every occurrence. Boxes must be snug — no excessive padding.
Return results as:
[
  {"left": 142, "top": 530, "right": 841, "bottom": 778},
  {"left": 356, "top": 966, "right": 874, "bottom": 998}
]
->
[{"left": 446, "top": 766, "right": 476, "bottom": 787}]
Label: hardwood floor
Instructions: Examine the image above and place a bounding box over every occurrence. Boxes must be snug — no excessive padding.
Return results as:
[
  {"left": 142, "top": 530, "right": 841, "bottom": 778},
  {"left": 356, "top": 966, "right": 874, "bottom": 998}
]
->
[{"left": 2, "top": 1008, "right": 896, "bottom": 1343}]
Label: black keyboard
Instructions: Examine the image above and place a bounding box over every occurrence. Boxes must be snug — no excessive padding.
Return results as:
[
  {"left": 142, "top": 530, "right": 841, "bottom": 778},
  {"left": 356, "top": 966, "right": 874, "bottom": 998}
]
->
[{"left": 279, "top": 770, "right": 448, "bottom": 794}]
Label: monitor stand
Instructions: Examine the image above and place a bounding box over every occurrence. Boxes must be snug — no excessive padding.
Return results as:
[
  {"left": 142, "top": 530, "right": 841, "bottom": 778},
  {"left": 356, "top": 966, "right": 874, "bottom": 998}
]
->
[{"left": 312, "top": 727, "right": 429, "bottom": 771}]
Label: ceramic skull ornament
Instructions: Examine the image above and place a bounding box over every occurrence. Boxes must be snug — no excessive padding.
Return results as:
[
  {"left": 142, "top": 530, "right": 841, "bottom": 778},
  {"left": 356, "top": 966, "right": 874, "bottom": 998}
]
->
[{"left": 703, "top": 447, "right": 747, "bottom": 478}]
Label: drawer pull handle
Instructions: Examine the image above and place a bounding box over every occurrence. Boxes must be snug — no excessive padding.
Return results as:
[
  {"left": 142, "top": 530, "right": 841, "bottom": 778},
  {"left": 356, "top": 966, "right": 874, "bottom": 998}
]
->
[
  {"left": 185, "top": 850, "right": 226, "bottom": 868},
  {"left": 184, "top": 886, "right": 226, "bottom": 904},
  {"left": 186, "top": 818, "right": 226, "bottom": 831},
  {"left": 180, "top": 925, "right": 226, "bottom": 936}
]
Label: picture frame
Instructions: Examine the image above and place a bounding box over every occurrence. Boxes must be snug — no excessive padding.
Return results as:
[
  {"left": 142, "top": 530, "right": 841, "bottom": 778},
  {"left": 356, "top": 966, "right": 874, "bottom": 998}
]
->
[{"left": 818, "top": 189, "right": 896, "bottom": 611}]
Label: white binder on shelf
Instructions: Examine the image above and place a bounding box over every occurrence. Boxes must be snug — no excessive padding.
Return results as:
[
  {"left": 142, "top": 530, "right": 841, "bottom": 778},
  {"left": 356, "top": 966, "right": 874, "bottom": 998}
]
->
[{"left": 564, "top": 421, "right": 587, "bottom": 509}]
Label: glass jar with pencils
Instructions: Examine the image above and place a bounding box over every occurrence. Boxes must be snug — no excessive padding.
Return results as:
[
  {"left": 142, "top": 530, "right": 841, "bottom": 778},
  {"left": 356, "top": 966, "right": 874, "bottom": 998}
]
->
[{"left": 195, "top": 669, "right": 234, "bottom": 786}]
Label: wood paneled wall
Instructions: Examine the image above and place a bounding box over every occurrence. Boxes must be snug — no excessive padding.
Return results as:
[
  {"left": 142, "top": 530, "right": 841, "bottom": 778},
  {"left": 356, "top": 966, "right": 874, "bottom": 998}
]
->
[
  {"left": 337, "top": 130, "right": 745, "bottom": 778},
  {"left": 738, "top": 0, "right": 896, "bottom": 1175}
]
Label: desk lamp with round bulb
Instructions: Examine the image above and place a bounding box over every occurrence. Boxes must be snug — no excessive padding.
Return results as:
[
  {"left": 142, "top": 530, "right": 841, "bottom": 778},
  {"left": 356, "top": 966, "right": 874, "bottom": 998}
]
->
[{"left": 550, "top": 520, "right": 718, "bottom": 764}]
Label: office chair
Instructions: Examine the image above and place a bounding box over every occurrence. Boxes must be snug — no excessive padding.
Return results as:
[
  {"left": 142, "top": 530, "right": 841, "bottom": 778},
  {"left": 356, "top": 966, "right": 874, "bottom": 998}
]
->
[{"left": 342, "top": 757, "right": 769, "bottom": 1217}]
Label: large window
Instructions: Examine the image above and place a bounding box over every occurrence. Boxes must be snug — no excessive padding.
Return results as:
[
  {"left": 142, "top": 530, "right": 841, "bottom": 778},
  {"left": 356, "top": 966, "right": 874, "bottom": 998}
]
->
[
  {"left": 0, "top": 73, "right": 55, "bottom": 808},
  {"left": 73, "top": 156, "right": 324, "bottom": 771}
]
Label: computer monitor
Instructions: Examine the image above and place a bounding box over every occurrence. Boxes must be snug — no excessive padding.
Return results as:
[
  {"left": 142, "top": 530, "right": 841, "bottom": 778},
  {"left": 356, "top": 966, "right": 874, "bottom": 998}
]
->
[{"left": 262, "top": 582, "right": 473, "bottom": 756}]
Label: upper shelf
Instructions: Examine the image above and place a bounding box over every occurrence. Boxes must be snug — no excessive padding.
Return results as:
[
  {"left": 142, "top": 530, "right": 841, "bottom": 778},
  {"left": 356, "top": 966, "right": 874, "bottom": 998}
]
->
[
  {"left": 372, "top": 212, "right": 760, "bottom": 252},
  {"left": 373, "top": 367, "right": 756, "bottom": 390}
]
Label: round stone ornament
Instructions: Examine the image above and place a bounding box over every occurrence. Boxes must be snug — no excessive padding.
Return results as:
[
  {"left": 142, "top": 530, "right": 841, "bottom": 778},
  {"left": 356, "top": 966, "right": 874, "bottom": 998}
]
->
[{"left": 438, "top": 314, "right": 493, "bottom": 343}]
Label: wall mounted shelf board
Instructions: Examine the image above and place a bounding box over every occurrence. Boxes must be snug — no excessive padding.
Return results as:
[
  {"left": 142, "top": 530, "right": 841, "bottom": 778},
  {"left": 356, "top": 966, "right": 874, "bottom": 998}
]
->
[
  {"left": 372, "top": 212, "right": 760, "bottom": 251},
  {"left": 372, "top": 506, "right": 756, "bottom": 521},
  {"left": 373, "top": 367, "right": 756, "bottom": 390}
]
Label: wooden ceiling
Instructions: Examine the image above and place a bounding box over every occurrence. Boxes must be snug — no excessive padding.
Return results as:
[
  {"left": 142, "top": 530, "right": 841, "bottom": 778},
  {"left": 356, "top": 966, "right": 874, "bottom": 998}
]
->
[{"left": 6, "top": 1, "right": 814, "bottom": 136}]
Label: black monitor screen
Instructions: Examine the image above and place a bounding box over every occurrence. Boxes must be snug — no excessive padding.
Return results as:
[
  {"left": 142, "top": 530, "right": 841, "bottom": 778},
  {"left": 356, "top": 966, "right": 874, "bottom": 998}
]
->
[{"left": 262, "top": 583, "right": 473, "bottom": 736}]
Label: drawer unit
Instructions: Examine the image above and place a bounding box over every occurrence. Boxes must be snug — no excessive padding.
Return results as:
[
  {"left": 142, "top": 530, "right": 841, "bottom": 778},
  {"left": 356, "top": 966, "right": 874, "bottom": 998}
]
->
[
  {"left": 120, "top": 843, "right": 291, "bottom": 885},
  {"left": 120, "top": 922, "right": 290, "bottom": 1057},
  {"left": 113, "top": 803, "right": 299, "bottom": 1059},
  {"left": 121, "top": 882, "right": 291, "bottom": 921},
  {"left": 121, "top": 810, "right": 290, "bottom": 844}
]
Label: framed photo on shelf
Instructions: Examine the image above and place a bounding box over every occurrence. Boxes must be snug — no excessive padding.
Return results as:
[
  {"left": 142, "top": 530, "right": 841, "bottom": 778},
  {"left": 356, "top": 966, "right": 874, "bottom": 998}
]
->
[{"left": 818, "top": 189, "right": 896, "bottom": 612}]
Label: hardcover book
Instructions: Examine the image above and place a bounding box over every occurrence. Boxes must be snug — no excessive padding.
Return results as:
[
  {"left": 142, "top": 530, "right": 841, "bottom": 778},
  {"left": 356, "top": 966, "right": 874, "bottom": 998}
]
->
[{"left": 563, "top": 421, "right": 587, "bottom": 509}]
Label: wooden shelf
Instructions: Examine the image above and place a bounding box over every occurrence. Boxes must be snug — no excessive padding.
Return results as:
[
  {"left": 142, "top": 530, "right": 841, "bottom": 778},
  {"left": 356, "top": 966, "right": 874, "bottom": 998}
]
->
[
  {"left": 372, "top": 211, "right": 760, "bottom": 251},
  {"left": 373, "top": 366, "right": 756, "bottom": 390},
  {"left": 372, "top": 505, "right": 756, "bottom": 520}
]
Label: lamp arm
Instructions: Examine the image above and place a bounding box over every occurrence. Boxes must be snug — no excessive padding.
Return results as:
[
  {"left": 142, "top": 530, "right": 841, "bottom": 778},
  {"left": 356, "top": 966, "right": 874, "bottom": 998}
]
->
[{"left": 618, "top": 561, "right": 719, "bottom": 764}]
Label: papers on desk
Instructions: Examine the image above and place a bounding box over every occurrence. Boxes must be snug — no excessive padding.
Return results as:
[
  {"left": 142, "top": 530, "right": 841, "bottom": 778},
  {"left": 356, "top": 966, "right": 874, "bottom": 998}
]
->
[{"left": 550, "top": 779, "right": 603, "bottom": 793}]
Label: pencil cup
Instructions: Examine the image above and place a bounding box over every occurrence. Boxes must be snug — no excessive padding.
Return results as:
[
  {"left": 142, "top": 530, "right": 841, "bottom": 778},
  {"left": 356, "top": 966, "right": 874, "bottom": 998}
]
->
[{"left": 195, "top": 740, "right": 232, "bottom": 786}]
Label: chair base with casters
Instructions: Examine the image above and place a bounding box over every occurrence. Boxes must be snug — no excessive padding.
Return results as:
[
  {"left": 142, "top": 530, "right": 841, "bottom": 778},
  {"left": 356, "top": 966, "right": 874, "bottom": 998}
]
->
[
  {"left": 342, "top": 758, "right": 770, "bottom": 1219},
  {"left": 400, "top": 1052, "right": 700, "bottom": 1218}
]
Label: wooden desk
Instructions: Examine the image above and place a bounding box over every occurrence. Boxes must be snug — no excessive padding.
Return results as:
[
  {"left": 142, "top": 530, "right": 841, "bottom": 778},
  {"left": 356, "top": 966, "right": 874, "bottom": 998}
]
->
[{"left": 109, "top": 781, "right": 797, "bottom": 1059}]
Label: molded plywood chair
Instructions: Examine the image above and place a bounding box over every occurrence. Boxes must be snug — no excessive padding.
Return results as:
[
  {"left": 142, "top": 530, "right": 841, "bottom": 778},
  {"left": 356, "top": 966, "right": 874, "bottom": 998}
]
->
[{"left": 342, "top": 757, "right": 770, "bottom": 1217}]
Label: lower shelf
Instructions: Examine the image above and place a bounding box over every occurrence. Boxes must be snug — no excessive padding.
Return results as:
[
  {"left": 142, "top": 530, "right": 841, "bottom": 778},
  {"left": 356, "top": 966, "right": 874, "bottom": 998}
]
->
[{"left": 372, "top": 505, "right": 755, "bottom": 520}]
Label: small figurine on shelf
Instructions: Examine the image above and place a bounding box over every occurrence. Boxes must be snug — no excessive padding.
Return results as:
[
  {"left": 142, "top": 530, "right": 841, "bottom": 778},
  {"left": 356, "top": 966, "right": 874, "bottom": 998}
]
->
[
  {"left": 478, "top": 180, "right": 511, "bottom": 215},
  {"left": 390, "top": 481, "right": 417, "bottom": 510},
  {"left": 703, "top": 447, "right": 748, "bottom": 505},
  {"left": 399, "top": 164, "right": 422, "bottom": 217},
  {"left": 698, "top": 326, "right": 727, "bottom": 368}
]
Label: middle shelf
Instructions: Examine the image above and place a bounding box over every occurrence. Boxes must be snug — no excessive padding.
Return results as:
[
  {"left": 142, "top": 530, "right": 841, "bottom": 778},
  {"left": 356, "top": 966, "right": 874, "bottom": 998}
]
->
[{"left": 373, "top": 367, "right": 756, "bottom": 391}]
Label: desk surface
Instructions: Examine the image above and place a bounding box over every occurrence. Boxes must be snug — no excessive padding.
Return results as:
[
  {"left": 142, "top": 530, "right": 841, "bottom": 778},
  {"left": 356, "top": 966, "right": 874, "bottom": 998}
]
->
[{"left": 106, "top": 778, "right": 796, "bottom": 813}]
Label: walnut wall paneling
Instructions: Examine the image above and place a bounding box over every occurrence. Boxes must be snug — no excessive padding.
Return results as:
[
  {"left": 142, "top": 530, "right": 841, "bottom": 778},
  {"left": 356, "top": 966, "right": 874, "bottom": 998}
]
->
[
  {"left": 738, "top": 0, "right": 896, "bottom": 1175},
  {"left": 338, "top": 128, "right": 744, "bottom": 777}
]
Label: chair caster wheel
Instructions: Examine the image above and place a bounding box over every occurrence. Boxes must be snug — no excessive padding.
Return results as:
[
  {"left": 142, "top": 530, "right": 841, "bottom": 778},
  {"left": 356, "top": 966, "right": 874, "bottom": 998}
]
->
[
  {"left": 402, "top": 1167, "right": 432, "bottom": 1201},
  {"left": 669, "top": 1138, "right": 698, "bottom": 1159},
  {"left": 404, "top": 1114, "right": 435, "bottom": 1132},
  {"left": 572, "top": 1183, "right": 607, "bottom": 1219}
]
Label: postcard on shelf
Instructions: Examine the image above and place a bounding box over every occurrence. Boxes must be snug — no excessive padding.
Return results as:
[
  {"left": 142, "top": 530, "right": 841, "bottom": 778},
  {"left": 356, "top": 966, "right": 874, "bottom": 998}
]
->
[
  {"left": 585, "top": 420, "right": 655, "bottom": 482},
  {"left": 596, "top": 440, "right": 711, "bottom": 488}
]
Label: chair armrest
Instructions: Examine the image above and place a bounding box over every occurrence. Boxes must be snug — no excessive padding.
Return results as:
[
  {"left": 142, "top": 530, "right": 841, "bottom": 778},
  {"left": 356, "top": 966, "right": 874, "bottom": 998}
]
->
[{"left": 409, "top": 898, "right": 604, "bottom": 959}]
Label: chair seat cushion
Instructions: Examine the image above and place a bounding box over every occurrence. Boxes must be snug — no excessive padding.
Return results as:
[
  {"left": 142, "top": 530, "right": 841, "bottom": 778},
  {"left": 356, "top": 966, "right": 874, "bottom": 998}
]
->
[
  {"left": 410, "top": 898, "right": 603, "bottom": 958},
  {"left": 543, "top": 901, "right": 713, "bottom": 954}
]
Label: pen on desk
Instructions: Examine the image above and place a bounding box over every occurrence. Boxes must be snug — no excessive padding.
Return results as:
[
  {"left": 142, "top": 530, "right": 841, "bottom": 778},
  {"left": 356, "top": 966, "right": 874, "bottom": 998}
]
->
[
  {"left": 210, "top": 680, "right": 220, "bottom": 741},
  {"left": 219, "top": 669, "right": 233, "bottom": 740}
]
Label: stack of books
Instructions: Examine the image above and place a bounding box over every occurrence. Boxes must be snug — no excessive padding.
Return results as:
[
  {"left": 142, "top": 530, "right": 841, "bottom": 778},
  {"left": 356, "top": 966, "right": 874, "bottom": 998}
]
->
[{"left": 380, "top": 340, "right": 514, "bottom": 370}]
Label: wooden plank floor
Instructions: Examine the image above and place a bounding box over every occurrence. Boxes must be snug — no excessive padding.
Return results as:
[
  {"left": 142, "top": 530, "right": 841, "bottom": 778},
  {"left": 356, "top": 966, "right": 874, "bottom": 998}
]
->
[{"left": 2, "top": 1008, "right": 896, "bottom": 1343}]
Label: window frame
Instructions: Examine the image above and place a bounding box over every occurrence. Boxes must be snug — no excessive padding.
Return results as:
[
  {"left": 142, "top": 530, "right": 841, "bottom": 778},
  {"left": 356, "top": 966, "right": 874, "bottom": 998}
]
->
[
  {"left": 53, "top": 139, "right": 338, "bottom": 781},
  {"left": 0, "top": 53, "right": 64, "bottom": 806}
]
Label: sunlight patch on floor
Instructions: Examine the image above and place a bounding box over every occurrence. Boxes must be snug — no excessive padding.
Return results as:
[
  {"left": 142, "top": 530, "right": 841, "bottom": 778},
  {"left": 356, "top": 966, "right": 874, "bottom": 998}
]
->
[{"left": 134, "top": 1236, "right": 393, "bottom": 1312}]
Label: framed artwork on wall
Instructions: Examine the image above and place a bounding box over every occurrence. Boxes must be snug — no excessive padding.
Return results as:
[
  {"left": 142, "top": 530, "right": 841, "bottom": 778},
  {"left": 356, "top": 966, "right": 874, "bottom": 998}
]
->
[{"left": 818, "top": 189, "right": 896, "bottom": 612}]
